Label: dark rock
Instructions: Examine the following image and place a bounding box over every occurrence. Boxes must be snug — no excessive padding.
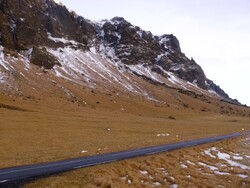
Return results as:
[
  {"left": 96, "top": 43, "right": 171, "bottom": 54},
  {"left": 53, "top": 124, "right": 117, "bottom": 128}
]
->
[
  {"left": 206, "top": 79, "right": 229, "bottom": 99},
  {"left": 30, "top": 46, "right": 61, "bottom": 69}
]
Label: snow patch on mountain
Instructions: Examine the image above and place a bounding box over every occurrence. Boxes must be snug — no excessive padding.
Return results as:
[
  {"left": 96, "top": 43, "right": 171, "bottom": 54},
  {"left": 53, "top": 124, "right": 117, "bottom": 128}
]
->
[
  {"left": 0, "top": 46, "right": 14, "bottom": 71},
  {"left": 155, "top": 53, "right": 168, "bottom": 62},
  {"left": 99, "top": 44, "right": 118, "bottom": 62},
  {"left": 0, "top": 46, "right": 7, "bottom": 70},
  {"left": 52, "top": 0, "right": 63, "bottom": 5},
  {"left": 128, "top": 64, "right": 168, "bottom": 84},
  {"left": 47, "top": 33, "right": 79, "bottom": 46},
  {"left": 47, "top": 47, "right": 150, "bottom": 97},
  {"left": 128, "top": 64, "right": 189, "bottom": 91}
]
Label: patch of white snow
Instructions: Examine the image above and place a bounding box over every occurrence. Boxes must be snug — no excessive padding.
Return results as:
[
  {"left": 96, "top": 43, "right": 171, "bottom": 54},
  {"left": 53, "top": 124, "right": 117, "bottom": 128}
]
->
[
  {"left": 139, "top": 170, "right": 148, "bottom": 175},
  {"left": 212, "top": 147, "right": 250, "bottom": 170},
  {"left": 232, "top": 156, "right": 243, "bottom": 160},
  {"left": 187, "top": 160, "right": 195, "bottom": 165},
  {"left": 180, "top": 163, "right": 188, "bottom": 169},
  {"left": 157, "top": 133, "right": 170, "bottom": 137},
  {"left": 170, "top": 184, "right": 178, "bottom": 188},
  {"left": 237, "top": 174, "right": 248, "bottom": 178},
  {"left": 52, "top": 0, "right": 63, "bottom": 5},
  {"left": 198, "top": 162, "right": 218, "bottom": 171},
  {"left": 47, "top": 33, "right": 78, "bottom": 46},
  {"left": 204, "top": 148, "right": 217, "bottom": 158},
  {"left": 153, "top": 182, "right": 161, "bottom": 186}
]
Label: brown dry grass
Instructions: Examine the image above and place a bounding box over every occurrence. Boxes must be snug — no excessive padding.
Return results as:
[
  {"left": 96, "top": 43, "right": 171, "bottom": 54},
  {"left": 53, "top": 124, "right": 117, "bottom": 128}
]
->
[
  {"left": 24, "top": 136, "right": 250, "bottom": 188},
  {"left": 1, "top": 89, "right": 250, "bottom": 169}
]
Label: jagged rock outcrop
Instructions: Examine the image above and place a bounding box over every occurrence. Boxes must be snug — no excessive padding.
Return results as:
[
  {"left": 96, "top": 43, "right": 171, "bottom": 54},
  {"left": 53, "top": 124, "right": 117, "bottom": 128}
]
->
[
  {"left": 206, "top": 79, "right": 229, "bottom": 99},
  {"left": 0, "top": 0, "right": 236, "bottom": 103},
  {"left": 97, "top": 17, "right": 211, "bottom": 90},
  {"left": 0, "top": 0, "right": 96, "bottom": 51}
]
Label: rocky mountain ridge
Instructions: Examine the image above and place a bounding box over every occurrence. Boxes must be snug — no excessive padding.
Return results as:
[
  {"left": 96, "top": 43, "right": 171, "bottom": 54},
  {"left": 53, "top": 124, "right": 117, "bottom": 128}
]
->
[{"left": 0, "top": 0, "right": 239, "bottom": 104}]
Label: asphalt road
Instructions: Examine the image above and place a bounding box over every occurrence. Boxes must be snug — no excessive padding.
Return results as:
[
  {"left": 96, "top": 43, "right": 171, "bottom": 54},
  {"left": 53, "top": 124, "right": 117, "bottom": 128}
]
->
[{"left": 0, "top": 131, "right": 249, "bottom": 185}]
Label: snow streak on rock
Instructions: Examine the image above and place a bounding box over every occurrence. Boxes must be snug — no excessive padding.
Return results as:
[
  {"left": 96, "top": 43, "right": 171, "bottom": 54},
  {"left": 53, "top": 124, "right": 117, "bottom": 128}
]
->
[
  {"left": 47, "top": 47, "right": 150, "bottom": 97},
  {"left": 0, "top": 46, "right": 13, "bottom": 71}
]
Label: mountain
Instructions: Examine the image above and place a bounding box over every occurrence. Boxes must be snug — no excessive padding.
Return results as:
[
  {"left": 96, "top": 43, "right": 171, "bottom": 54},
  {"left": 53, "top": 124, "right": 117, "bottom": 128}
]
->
[{"left": 0, "top": 0, "right": 243, "bottom": 109}]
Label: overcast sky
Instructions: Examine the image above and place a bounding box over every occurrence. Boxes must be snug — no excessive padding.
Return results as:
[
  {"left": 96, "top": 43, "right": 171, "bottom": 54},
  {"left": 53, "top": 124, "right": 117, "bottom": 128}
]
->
[{"left": 56, "top": 0, "right": 250, "bottom": 106}]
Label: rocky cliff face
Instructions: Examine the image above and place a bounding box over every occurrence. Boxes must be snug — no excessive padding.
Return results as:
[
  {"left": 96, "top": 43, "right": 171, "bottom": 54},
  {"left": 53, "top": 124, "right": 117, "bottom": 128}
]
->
[
  {"left": 96, "top": 17, "right": 209, "bottom": 89},
  {"left": 0, "top": 0, "right": 236, "bottom": 103},
  {"left": 0, "top": 0, "right": 96, "bottom": 49}
]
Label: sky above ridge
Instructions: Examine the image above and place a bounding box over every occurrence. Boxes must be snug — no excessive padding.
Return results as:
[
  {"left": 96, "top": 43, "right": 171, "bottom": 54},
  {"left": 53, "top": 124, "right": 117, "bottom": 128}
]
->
[{"left": 57, "top": 0, "right": 250, "bottom": 106}]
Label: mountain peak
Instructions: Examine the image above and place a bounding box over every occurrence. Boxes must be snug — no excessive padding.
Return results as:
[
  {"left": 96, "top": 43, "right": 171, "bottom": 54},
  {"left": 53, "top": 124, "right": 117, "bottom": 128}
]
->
[
  {"left": 52, "top": 0, "right": 63, "bottom": 5},
  {"left": 111, "top": 16, "right": 126, "bottom": 21},
  {"left": 110, "top": 16, "right": 127, "bottom": 23},
  {"left": 0, "top": 0, "right": 241, "bottom": 105}
]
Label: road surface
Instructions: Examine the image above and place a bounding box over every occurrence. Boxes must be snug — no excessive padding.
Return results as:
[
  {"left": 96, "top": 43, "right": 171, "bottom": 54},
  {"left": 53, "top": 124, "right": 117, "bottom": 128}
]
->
[{"left": 0, "top": 131, "right": 249, "bottom": 186}]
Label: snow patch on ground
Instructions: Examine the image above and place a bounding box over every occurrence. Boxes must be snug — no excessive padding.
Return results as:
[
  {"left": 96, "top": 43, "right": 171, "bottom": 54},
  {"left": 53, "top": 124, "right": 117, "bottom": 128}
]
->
[
  {"left": 157, "top": 167, "right": 168, "bottom": 175},
  {"left": 214, "top": 171, "right": 230, "bottom": 176},
  {"left": 198, "top": 161, "right": 230, "bottom": 175},
  {"left": 139, "top": 170, "right": 148, "bottom": 175},
  {"left": 180, "top": 162, "right": 188, "bottom": 168},
  {"left": 232, "top": 156, "right": 243, "bottom": 160},
  {"left": 187, "top": 160, "right": 195, "bottom": 165},
  {"left": 204, "top": 148, "right": 216, "bottom": 158},
  {"left": 198, "top": 162, "right": 218, "bottom": 171},
  {"left": 157, "top": 133, "right": 170, "bottom": 137},
  {"left": 237, "top": 174, "right": 248, "bottom": 179},
  {"left": 203, "top": 146, "right": 249, "bottom": 178},
  {"left": 153, "top": 182, "right": 161, "bottom": 186},
  {"left": 215, "top": 149, "right": 249, "bottom": 170},
  {"left": 121, "top": 175, "right": 132, "bottom": 184},
  {"left": 170, "top": 184, "right": 178, "bottom": 188}
]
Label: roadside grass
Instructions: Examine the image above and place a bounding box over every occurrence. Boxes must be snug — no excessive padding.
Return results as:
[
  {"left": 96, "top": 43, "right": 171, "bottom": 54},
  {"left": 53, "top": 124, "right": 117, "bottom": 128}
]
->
[{"left": 24, "top": 136, "right": 250, "bottom": 188}]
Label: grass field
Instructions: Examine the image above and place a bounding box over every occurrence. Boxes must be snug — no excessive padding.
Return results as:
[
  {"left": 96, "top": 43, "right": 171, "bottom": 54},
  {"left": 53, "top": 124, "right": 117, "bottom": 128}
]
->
[{"left": 1, "top": 91, "right": 250, "bottom": 169}]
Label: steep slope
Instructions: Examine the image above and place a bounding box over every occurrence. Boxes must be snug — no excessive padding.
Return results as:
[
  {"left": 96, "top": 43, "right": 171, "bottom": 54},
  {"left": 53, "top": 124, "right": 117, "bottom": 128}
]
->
[
  {"left": 0, "top": 0, "right": 241, "bottom": 106},
  {"left": 95, "top": 17, "right": 231, "bottom": 99}
]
